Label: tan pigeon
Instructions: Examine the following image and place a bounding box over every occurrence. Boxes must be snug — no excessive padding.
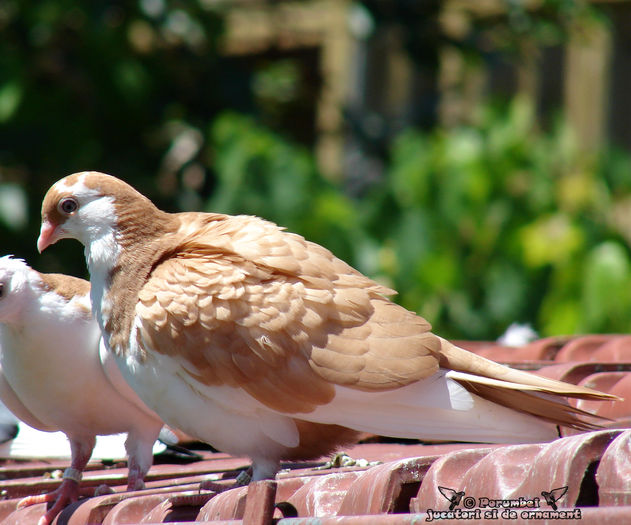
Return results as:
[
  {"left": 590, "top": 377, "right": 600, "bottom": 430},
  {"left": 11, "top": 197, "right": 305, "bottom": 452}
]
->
[
  {"left": 37, "top": 171, "right": 616, "bottom": 482},
  {"left": 0, "top": 256, "right": 163, "bottom": 525}
]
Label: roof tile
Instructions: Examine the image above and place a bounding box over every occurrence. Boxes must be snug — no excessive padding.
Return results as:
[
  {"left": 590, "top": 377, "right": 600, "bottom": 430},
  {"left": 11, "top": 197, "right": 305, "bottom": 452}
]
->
[
  {"left": 337, "top": 456, "right": 437, "bottom": 515},
  {"left": 286, "top": 470, "right": 364, "bottom": 518},
  {"left": 410, "top": 447, "right": 496, "bottom": 512},
  {"left": 597, "top": 431, "right": 631, "bottom": 506},
  {"left": 554, "top": 335, "right": 622, "bottom": 362},
  {"left": 139, "top": 491, "right": 215, "bottom": 523},
  {"left": 197, "top": 486, "right": 248, "bottom": 521},
  {"left": 1, "top": 502, "right": 48, "bottom": 525},
  {"left": 101, "top": 493, "right": 172, "bottom": 525},
  {"left": 241, "top": 480, "right": 277, "bottom": 525}
]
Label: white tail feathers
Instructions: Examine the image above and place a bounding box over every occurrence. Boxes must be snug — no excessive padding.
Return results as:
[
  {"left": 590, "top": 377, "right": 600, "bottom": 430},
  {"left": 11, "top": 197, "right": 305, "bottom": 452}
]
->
[
  {"left": 299, "top": 338, "right": 618, "bottom": 444},
  {"left": 303, "top": 375, "right": 561, "bottom": 444}
]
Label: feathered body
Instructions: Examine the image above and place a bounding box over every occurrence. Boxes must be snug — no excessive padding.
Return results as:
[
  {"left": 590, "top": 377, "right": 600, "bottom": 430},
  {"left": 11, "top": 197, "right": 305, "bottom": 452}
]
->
[
  {"left": 0, "top": 256, "right": 162, "bottom": 525},
  {"left": 38, "top": 172, "right": 616, "bottom": 480}
]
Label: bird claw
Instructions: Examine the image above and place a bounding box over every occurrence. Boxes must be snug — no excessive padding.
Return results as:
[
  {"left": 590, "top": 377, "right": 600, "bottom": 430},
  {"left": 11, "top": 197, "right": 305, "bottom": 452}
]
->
[
  {"left": 17, "top": 479, "right": 80, "bottom": 525},
  {"left": 17, "top": 492, "right": 55, "bottom": 509},
  {"left": 198, "top": 480, "right": 229, "bottom": 492},
  {"left": 126, "top": 476, "right": 145, "bottom": 492},
  {"left": 94, "top": 484, "right": 115, "bottom": 497},
  {"left": 198, "top": 467, "right": 253, "bottom": 493}
]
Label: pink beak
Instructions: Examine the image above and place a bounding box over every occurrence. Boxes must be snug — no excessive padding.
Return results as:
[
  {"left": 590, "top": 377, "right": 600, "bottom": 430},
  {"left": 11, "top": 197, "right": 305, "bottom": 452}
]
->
[{"left": 37, "top": 221, "right": 60, "bottom": 253}]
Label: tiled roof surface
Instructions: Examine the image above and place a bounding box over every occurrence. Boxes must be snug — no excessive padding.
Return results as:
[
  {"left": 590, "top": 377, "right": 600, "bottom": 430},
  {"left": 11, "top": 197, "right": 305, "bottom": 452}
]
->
[{"left": 1, "top": 334, "right": 631, "bottom": 524}]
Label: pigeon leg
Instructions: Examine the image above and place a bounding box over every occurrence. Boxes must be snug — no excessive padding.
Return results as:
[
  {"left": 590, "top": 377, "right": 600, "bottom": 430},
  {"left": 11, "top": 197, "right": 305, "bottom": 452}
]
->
[
  {"left": 17, "top": 436, "right": 95, "bottom": 525},
  {"left": 125, "top": 428, "right": 156, "bottom": 491},
  {"left": 250, "top": 458, "right": 280, "bottom": 482}
]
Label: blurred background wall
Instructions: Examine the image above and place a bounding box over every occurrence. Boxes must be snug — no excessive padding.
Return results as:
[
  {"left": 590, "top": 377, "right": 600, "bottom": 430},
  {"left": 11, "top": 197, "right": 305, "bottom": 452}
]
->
[{"left": 1, "top": 0, "right": 631, "bottom": 339}]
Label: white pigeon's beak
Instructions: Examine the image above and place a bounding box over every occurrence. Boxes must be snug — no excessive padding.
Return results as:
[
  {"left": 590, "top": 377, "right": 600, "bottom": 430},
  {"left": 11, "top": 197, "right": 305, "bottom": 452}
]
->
[{"left": 37, "top": 221, "right": 62, "bottom": 253}]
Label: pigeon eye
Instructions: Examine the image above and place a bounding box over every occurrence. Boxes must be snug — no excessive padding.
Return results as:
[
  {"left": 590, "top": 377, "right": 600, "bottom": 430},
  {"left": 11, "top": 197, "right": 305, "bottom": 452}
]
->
[{"left": 58, "top": 198, "right": 78, "bottom": 215}]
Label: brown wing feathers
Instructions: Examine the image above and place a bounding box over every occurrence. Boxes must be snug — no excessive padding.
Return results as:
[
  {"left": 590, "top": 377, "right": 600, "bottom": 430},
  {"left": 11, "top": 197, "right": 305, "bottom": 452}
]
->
[
  {"left": 457, "top": 381, "right": 605, "bottom": 431},
  {"left": 439, "top": 338, "right": 617, "bottom": 400},
  {"left": 436, "top": 338, "right": 617, "bottom": 430},
  {"left": 132, "top": 213, "right": 617, "bottom": 432}
]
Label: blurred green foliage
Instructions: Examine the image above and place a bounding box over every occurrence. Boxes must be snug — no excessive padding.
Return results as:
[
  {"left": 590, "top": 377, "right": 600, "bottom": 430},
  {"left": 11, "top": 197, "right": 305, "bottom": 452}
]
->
[
  {"left": 1, "top": 0, "right": 631, "bottom": 340},
  {"left": 375, "top": 99, "right": 631, "bottom": 338},
  {"left": 208, "top": 102, "right": 631, "bottom": 339},
  {"left": 0, "top": 0, "right": 227, "bottom": 272}
]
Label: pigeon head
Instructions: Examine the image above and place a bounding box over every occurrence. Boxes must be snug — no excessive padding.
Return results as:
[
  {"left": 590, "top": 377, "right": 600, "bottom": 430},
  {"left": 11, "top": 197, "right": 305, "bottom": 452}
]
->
[
  {"left": 37, "top": 171, "right": 129, "bottom": 253},
  {"left": 38, "top": 172, "right": 173, "bottom": 258}
]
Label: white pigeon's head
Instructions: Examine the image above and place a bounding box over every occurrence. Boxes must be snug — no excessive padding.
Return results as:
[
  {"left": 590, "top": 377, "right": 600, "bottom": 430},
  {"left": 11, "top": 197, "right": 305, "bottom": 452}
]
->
[{"left": 0, "top": 256, "right": 38, "bottom": 324}]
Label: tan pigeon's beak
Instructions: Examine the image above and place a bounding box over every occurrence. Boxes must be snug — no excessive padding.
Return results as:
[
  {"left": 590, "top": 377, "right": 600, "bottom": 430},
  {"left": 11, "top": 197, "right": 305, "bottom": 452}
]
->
[{"left": 37, "top": 220, "right": 60, "bottom": 253}]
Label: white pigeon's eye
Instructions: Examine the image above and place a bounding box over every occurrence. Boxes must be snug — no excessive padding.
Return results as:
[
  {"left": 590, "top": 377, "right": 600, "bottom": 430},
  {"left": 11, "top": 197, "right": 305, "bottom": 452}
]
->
[{"left": 58, "top": 197, "right": 78, "bottom": 215}]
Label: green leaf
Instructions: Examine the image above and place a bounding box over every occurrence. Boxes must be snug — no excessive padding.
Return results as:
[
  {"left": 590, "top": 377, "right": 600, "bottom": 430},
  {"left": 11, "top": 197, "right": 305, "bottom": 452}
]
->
[
  {"left": 519, "top": 214, "right": 584, "bottom": 268},
  {"left": 0, "top": 82, "right": 22, "bottom": 122},
  {"left": 581, "top": 242, "right": 631, "bottom": 331}
]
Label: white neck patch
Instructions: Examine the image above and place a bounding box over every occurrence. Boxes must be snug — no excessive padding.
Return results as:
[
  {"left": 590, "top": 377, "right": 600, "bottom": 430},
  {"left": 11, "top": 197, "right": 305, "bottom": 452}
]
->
[{"left": 57, "top": 175, "right": 122, "bottom": 330}]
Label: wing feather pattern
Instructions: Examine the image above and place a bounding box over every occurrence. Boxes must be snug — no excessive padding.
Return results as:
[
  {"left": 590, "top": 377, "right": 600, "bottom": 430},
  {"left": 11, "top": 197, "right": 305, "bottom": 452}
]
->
[
  {"left": 134, "top": 214, "right": 616, "bottom": 429},
  {"left": 134, "top": 216, "right": 442, "bottom": 414}
]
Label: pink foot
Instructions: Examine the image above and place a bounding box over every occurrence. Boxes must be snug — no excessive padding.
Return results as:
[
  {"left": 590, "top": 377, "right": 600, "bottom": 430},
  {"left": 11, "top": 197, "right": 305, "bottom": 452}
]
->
[
  {"left": 126, "top": 470, "right": 145, "bottom": 492},
  {"left": 94, "top": 484, "right": 115, "bottom": 497},
  {"left": 18, "top": 479, "right": 80, "bottom": 525}
]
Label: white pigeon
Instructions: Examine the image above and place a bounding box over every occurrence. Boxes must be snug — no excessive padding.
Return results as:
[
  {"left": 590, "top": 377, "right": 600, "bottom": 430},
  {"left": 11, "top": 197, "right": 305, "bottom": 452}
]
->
[
  {"left": 37, "top": 172, "right": 615, "bottom": 483},
  {"left": 0, "top": 256, "right": 163, "bottom": 525}
]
